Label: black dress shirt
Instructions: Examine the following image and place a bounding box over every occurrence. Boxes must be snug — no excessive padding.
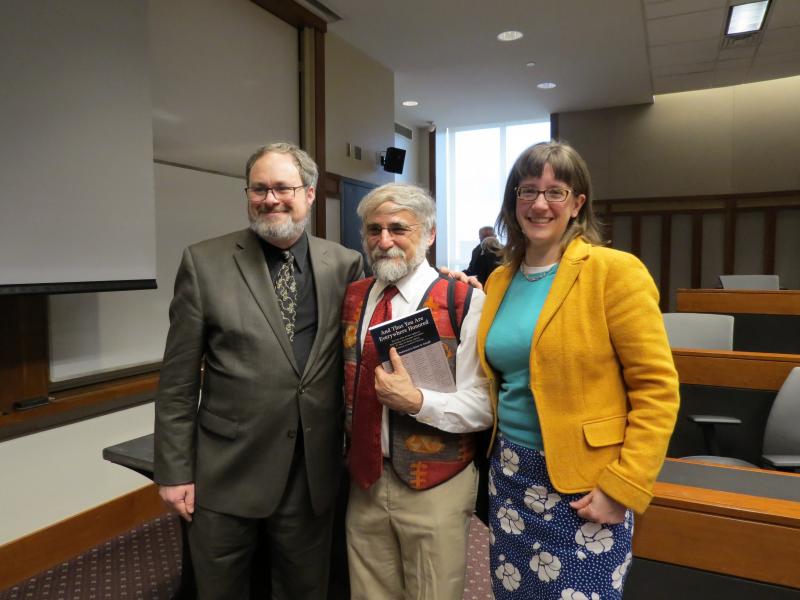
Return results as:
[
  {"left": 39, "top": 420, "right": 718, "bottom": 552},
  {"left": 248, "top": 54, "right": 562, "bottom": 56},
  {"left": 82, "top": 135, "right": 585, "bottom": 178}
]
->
[{"left": 260, "top": 232, "right": 317, "bottom": 374}]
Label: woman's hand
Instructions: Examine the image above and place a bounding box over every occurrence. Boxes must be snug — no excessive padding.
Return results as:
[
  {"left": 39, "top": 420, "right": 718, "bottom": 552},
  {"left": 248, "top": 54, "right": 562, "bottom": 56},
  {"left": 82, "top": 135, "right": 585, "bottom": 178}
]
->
[
  {"left": 569, "top": 487, "right": 626, "bottom": 524},
  {"left": 438, "top": 266, "right": 482, "bottom": 290}
]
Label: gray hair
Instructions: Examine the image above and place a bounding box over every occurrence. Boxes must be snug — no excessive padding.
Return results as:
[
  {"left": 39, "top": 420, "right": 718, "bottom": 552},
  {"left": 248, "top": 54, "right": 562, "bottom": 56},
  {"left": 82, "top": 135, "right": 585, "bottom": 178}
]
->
[
  {"left": 245, "top": 142, "right": 319, "bottom": 188},
  {"left": 357, "top": 183, "right": 436, "bottom": 236}
]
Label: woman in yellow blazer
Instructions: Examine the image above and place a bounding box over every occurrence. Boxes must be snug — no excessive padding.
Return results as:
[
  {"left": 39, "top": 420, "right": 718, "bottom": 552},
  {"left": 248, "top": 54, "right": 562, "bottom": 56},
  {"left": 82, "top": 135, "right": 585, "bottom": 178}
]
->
[{"left": 477, "top": 141, "right": 679, "bottom": 599}]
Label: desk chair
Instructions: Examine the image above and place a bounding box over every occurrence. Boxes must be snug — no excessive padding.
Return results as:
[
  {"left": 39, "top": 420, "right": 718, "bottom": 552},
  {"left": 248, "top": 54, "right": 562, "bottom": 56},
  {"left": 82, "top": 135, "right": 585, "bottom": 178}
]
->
[
  {"left": 719, "top": 274, "right": 780, "bottom": 290},
  {"left": 684, "top": 367, "right": 800, "bottom": 470},
  {"left": 662, "top": 312, "right": 734, "bottom": 350}
]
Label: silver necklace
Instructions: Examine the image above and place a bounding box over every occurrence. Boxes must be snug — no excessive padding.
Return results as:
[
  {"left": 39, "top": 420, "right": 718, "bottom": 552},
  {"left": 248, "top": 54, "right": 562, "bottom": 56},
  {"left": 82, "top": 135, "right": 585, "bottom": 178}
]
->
[{"left": 519, "top": 262, "right": 558, "bottom": 282}]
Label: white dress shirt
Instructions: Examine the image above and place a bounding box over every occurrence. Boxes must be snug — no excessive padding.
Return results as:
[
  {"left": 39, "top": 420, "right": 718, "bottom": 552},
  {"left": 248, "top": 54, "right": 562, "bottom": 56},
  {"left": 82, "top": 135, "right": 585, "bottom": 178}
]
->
[{"left": 358, "top": 262, "right": 492, "bottom": 456}]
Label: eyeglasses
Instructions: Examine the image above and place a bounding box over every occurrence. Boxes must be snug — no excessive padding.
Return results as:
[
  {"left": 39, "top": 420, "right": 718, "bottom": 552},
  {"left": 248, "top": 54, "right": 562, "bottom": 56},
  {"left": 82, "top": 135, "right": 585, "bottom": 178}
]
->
[
  {"left": 364, "top": 223, "right": 421, "bottom": 238},
  {"left": 515, "top": 186, "right": 573, "bottom": 204},
  {"left": 245, "top": 185, "right": 306, "bottom": 203}
]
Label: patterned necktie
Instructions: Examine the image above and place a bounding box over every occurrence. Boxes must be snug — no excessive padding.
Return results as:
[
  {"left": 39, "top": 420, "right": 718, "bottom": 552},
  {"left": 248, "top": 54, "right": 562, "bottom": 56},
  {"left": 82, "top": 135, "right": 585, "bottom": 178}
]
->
[
  {"left": 275, "top": 250, "right": 297, "bottom": 341},
  {"left": 349, "top": 285, "right": 400, "bottom": 489}
]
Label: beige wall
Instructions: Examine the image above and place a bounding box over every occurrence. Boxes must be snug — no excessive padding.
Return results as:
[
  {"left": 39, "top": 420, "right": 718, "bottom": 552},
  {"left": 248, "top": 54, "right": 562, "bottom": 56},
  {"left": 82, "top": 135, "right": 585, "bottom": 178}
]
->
[
  {"left": 558, "top": 75, "right": 800, "bottom": 199},
  {"left": 325, "top": 33, "right": 395, "bottom": 186},
  {"left": 0, "top": 404, "right": 154, "bottom": 545},
  {"left": 558, "top": 75, "right": 800, "bottom": 299}
]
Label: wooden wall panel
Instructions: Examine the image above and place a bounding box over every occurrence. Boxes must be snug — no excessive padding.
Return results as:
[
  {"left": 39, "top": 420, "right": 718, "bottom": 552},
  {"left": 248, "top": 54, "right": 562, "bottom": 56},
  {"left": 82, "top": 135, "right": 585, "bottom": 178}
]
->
[
  {"left": 0, "top": 295, "right": 48, "bottom": 414},
  {"left": 676, "top": 289, "right": 800, "bottom": 315},
  {"left": 634, "top": 501, "right": 800, "bottom": 588},
  {"left": 672, "top": 349, "right": 800, "bottom": 390}
]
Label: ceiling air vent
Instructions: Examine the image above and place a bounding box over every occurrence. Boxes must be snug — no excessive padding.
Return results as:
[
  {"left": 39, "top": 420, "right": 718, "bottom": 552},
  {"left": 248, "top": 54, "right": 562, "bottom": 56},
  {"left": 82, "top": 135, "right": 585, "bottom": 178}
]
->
[
  {"left": 394, "top": 123, "right": 413, "bottom": 140},
  {"left": 721, "top": 30, "right": 763, "bottom": 49}
]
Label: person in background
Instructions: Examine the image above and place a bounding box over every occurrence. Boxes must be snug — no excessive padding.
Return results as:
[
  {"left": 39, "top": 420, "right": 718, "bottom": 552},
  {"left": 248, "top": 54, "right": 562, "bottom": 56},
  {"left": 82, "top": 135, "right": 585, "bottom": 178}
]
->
[
  {"left": 154, "top": 142, "right": 363, "bottom": 599},
  {"left": 464, "top": 225, "right": 502, "bottom": 285},
  {"left": 342, "top": 183, "right": 492, "bottom": 600},
  {"left": 477, "top": 141, "right": 679, "bottom": 599}
]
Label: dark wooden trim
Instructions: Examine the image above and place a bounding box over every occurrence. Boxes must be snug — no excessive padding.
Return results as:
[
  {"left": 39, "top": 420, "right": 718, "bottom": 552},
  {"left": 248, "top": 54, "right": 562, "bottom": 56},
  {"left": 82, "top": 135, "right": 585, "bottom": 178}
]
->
[
  {"left": 0, "top": 295, "right": 48, "bottom": 415},
  {"left": 763, "top": 206, "right": 777, "bottom": 274},
  {"left": 604, "top": 201, "right": 613, "bottom": 245},
  {"left": 671, "top": 348, "right": 800, "bottom": 390},
  {"left": 691, "top": 213, "right": 703, "bottom": 288},
  {"left": 0, "top": 373, "right": 159, "bottom": 442},
  {"left": 676, "top": 289, "right": 800, "bottom": 316},
  {"left": 325, "top": 171, "right": 342, "bottom": 198},
  {"left": 635, "top": 486, "right": 800, "bottom": 588},
  {"left": 0, "top": 484, "right": 168, "bottom": 590},
  {"left": 594, "top": 189, "right": 800, "bottom": 209},
  {"left": 428, "top": 129, "right": 436, "bottom": 197},
  {"left": 550, "top": 113, "right": 559, "bottom": 140},
  {"left": 250, "top": 0, "right": 327, "bottom": 32},
  {"left": 723, "top": 198, "right": 736, "bottom": 275},
  {"left": 314, "top": 27, "right": 326, "bottom": 238},
  {"left": 631, "top": 215, "right": 642, "bottom": 258},
  {"left": 660, "top": 214, "right": 672, "bottom": 312}
]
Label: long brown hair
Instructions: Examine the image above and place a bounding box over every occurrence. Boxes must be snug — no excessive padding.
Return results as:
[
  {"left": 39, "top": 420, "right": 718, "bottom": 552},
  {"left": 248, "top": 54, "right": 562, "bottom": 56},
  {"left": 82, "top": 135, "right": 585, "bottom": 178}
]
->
[{"left": 496, "top": 141, "right": 605, "bottom": 269}]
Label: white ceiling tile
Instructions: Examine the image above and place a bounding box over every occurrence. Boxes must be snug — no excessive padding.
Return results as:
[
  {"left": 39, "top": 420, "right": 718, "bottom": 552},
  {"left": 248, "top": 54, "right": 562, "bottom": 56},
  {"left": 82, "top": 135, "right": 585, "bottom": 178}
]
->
[
  {"left": 748, "top": 56, "right": 800, "bottom": 81},
  {"left": 653, "top": 61, "right": 715, "bottom": 77},
  {"left": 718, "top": 44, "right": 757, "bottom": 59},
  {"left": 752, "top": 49, "right": 800, "bottom": 66},
  {"left": 713, "top": 67, "right": 751, "bottom": 87},
  {"left": 647, "top": 9, "right": 728, "bottom": 45},
  {"left": 716, "top": 57, "right": 754, "bottom": 70},
  {"left": 759, "top": 26, "right": 800, "bottom": 55},
  {"left": 645, "top": 0, "right": 727, "bottom": 21},
  {"left": 653, "top": 70, "right": 715, "bottom": 94},
  {"left": 649, "top": 38, "right": 720, "bottom": 66},
  {"left": 766, "top": 0, "right": 800, "bottom": 28}
]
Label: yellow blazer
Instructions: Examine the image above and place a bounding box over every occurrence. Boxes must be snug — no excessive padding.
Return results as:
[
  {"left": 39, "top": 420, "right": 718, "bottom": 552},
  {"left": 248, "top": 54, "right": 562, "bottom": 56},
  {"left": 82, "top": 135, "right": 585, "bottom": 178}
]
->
[{"left": 477, "top": 237, "right": 679, "bottom": 513}]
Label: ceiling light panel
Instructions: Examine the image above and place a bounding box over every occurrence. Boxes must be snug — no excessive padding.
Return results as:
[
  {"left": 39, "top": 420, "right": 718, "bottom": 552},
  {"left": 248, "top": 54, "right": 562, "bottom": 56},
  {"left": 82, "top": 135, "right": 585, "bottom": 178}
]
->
[
  {"left": 726, "top": 1, "right": 769, "bottom": 36},
  {"left": 497, "top": 30, "right": 523, "bottom": 42}
]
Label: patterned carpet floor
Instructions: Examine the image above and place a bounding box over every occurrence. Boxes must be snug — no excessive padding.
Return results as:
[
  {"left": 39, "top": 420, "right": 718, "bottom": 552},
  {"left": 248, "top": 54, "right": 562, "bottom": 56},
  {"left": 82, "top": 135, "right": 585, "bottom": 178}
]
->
[{"left": 1, "top": 515, "right": 493, "bottom": 599}]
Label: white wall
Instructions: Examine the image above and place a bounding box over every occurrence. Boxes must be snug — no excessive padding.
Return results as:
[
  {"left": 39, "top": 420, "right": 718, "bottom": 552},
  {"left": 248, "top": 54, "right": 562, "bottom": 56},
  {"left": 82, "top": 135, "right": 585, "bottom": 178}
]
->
[
  {"left": 0, "top": 404, "right": 154, "bottom": 545},
  {"left": 0, "top": 0, "right": 156, "bottom": 288},
  {"left": 1, "top": 0, "right": 302, "bottom": 548},
  {"left": 558, "top": 75, "right": 800, "bottom": 294},
  {"left": 49, "top": 165, "right": 248, "bottom": 381},
  {"left": 48, "top": 0, "right": 298, "bottom": 381},
  {"left": 325, "top": 33, "right": 394, "bottom": 186}
]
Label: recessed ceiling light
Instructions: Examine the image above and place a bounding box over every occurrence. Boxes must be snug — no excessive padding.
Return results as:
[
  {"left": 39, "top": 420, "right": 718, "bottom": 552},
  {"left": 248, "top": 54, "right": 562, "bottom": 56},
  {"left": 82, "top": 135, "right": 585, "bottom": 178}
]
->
[
  {"left": 401, "top": 100, "right": 419, "bottom": 107},
  {"left": 726, "top": 1, "right": 769, "bottom": 36},
  {"left": 497, "top": 30, "right": 523, "bottom": 42},
  {"left": 526, "top": 61, "right": 536, "bottom": 68},
  {"left": 537, "top": 82, "right": 557, "bottom": 90}
]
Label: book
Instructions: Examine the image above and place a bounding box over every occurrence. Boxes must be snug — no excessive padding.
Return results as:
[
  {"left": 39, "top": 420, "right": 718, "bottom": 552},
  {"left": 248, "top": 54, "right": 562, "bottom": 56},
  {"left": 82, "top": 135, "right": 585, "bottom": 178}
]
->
[{"left": 368, "top": 307, "right": 456, "bottom": 393}]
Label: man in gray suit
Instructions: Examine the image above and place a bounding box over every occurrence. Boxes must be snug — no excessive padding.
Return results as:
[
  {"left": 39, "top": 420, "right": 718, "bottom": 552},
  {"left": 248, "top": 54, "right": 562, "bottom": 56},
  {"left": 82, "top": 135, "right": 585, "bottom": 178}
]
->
[{"left": 154, "top": 142, "right": 363, "bottom": 599}]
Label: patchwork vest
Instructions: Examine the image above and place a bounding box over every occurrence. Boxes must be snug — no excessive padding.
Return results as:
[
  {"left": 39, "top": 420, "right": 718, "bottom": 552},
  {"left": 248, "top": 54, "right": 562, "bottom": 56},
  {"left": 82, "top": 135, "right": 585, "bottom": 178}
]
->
[{"left": 342, "top": 274, "right": 476, "bottom": 490}]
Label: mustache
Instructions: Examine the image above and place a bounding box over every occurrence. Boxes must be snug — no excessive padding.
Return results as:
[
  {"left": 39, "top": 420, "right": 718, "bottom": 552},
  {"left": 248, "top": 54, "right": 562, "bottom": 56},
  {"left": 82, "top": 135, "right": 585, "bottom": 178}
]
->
[
  {"left": 370, "top": 247, "right": 405, "bottom": 261},
  {"left": 253, "top": 206, "right": 288, "bottom": 214}
]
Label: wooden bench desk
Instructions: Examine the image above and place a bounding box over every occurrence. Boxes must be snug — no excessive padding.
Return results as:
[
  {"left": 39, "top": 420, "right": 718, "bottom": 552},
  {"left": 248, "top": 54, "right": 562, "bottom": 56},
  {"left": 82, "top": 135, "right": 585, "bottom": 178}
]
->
[{"left": 677, "top": 289, "right": 800, "bottom": 354}]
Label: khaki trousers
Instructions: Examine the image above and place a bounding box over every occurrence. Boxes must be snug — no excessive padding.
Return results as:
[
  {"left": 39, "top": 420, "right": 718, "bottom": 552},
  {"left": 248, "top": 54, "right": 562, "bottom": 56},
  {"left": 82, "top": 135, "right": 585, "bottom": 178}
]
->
[{"left": 346, "top": 462, "right": 478, "bottom": 600}]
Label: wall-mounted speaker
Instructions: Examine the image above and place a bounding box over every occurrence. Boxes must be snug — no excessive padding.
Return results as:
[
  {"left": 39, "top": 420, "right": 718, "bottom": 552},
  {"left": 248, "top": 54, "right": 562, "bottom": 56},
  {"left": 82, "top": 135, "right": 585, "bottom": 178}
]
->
[{"left": 382, "top": 146, "right": 406, "bottom": 174}]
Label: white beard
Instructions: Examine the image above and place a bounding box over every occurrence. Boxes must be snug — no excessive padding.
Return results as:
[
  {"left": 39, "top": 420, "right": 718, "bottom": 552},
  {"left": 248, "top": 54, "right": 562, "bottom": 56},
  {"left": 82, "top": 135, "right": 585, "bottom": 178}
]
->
[
  {"left": 249, "top": 212, "right": 307, "bottom": 243},
  {"left": 367, "top": 238, "right": 429, "bottom": 283}
]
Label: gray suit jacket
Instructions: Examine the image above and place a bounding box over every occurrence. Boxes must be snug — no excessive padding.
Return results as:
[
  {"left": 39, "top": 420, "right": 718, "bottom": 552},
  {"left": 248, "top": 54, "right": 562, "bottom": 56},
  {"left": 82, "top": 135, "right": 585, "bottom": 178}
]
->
[{"left": 154, "top": 228, "right": 363, "bottom": 518}]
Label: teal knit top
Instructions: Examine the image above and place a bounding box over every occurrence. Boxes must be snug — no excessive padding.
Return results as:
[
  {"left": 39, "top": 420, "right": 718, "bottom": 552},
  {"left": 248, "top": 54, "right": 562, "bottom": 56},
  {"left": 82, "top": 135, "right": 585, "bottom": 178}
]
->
[{"left": 485, "top": 263, "right": 557, "bottom": 450}]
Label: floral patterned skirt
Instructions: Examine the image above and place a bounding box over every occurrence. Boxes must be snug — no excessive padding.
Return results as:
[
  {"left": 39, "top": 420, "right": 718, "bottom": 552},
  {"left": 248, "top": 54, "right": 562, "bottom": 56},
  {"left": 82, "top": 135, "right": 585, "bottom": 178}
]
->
[{"left": 489, "top": 435, "right": 633, "bottom": 600}]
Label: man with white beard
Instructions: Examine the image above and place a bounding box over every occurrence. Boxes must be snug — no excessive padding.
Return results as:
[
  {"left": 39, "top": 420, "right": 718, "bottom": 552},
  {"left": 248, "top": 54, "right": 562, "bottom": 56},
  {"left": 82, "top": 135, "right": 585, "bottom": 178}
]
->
[
  {"left": 341, "top": 183, "right": 492, "bottom": 599},
  {"left": 154, "top": 142, "right": 362, "bottom": 599}
]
